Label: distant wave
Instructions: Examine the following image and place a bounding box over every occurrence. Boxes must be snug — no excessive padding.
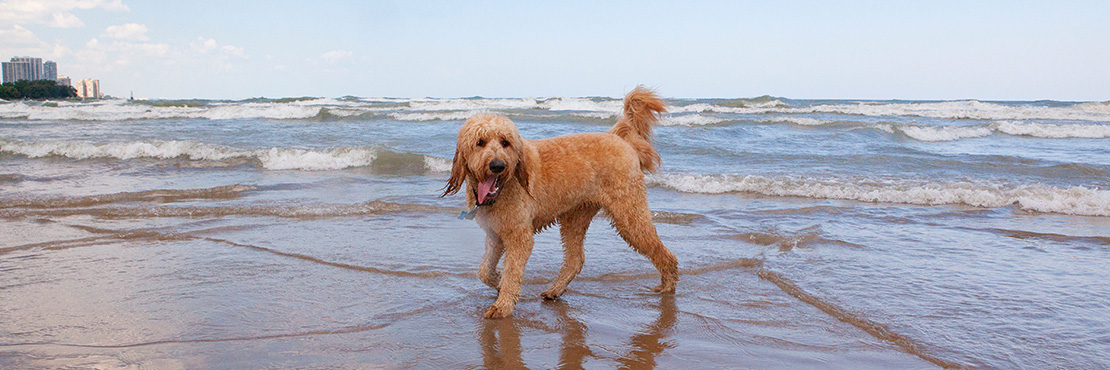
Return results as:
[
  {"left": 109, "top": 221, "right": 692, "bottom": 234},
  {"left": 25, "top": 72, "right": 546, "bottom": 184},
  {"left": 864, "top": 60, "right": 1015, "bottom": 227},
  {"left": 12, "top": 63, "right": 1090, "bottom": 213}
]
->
[
  {"left": 993, "top": 121, "right": 1110, "bottom": 138},
  {"left": 896, "top": 125, "right": 994, "bottom": 141},
  {"left": 648, "top": 173, "right": 1110, "bottom": 216},
  {"left": 0, "top": 138, "right": 449, "bottom": 172},
  {"left": 755, "top": 116, "right": 835, "bottom": 126},
  {"left": 4, "top": 98, "right": 1109, "bottom": 123},
  {"left": 0, "top": 100, "right": 325, "bottom": 121},
  {"left": 659, "top": 114, "right": 727, "bottom": 126},
  {"left": 387, "top": 110, "right": 481, "bottom": 122},
  {"left": 797, "top": 100, "right": 1110, "bottom": 122},
  {"left": 893, "top": 121, "right": 1110, "bottom": 141}
]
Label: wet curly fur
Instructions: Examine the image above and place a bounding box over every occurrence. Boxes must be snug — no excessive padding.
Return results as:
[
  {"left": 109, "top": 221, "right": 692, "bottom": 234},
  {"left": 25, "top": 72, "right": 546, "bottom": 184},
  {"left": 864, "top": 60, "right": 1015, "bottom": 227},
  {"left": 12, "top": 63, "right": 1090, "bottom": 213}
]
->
[{"left": 443, "top": 86, "right": 679, "bottom": 319}]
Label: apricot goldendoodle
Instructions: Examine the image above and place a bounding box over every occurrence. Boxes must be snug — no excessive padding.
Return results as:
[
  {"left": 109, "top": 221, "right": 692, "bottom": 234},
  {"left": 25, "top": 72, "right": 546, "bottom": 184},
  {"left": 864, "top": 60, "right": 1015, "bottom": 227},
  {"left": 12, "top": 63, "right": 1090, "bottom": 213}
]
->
[{"left": 443, "top": 86, "right": 678, "bottom": 319}]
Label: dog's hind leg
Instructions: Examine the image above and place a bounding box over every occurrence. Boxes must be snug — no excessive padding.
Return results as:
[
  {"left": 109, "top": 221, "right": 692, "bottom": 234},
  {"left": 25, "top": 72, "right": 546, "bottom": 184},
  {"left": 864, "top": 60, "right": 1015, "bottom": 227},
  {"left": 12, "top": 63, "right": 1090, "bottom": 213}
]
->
[
  {"left": 542, "top": 205, "right": 601, "bottom": 300},
  {"left": 478, "top": 234, "right": 504, "bottom": 291},
  {"left": 604, "top": 187, "right": 678, "bottom": 293}
]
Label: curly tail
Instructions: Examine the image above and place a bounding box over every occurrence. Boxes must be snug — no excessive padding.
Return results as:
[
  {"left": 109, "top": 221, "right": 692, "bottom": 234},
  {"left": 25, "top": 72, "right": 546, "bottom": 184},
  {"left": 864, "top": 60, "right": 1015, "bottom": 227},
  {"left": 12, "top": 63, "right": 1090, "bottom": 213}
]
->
[{"left": 607, "top": 85, "right": 666, "bottom": 172}]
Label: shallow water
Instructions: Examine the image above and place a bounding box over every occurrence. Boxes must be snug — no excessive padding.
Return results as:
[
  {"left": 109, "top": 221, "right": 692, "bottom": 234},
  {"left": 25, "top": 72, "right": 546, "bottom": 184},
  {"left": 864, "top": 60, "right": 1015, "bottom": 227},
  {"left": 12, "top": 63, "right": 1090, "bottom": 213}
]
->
[{"left": 1, "top": 97, "right": 1109, "bottom": 369}]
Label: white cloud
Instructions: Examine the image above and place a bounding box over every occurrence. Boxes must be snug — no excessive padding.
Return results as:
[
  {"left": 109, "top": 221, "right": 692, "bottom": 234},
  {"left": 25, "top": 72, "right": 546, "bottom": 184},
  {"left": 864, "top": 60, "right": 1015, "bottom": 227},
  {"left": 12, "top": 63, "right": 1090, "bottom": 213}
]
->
[
  {"left": 102, "top": 23, "right": 148, "bottom": 41},
  {"left": 0, "top": 0, "right": 129, "bottom": 28},
  {"left": 191, "top": 37, "right": 218, "bottom": 53},
  {"left": 86, "top": 38, "right": 169, "bottom": 57},
  {"left": 0, "top": 24, "right": 40, "bottom": 46},
  {"left": 222, "top": 45, "right": 246, "bottom": 58},
  {"left": 48, "top": 12, "right": 84, "bottom": 28},
  {"left": 190, "top": 37, "right": 246, "bottom": 58},
  {"left": 0, "top": 24, "right": 61, "bottom": 58},
  {"left": 320, "top": 49, "right": 353, "bottom": 63}
]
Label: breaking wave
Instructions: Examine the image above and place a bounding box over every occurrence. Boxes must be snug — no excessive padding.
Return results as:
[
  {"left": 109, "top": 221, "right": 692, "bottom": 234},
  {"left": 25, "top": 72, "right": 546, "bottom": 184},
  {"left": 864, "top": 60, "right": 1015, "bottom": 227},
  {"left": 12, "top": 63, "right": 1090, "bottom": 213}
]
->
[
  {"left": 800, "top": 100, "right": 1110, "bottom": 122},
  {"left": 648, "top": 173, "right": 1110, "bottom": 216},
  {"left": 388, "top": 110, "right": 481, "bottom": 122},
  {"left": 3, "top": 98, "right": 1108, "bottom": 123},
  {"left": 0, "top": 100, "right": 324, "bottom": 121},
  {"left": 897, "top": 125, "right": 994, "bottom": 142},
  {"left": 659, "top": 114, "right": 727, "bottom": 126},
  {"left": 894, "top": 121, "right": 1110, "bottom": 141},
  {"left": 0, "top": 138, "right": 449, "bottom": 172}
]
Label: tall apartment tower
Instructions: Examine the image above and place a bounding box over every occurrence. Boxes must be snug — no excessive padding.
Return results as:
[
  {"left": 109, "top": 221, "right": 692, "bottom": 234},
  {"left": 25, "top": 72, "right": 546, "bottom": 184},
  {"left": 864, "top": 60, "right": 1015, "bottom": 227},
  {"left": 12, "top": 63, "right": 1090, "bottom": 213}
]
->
[
  {"left": 75, "top": 79, "right": 102, "bottom": 99},
  {"left": 2, "top": 59, "right": 33, "bottom": 83},
  {"left": 2, "top": 57, "right": 44, "bottom": 83},
  {"left": 1, "top": 57, "right": 54, "bottom": 83},
  {"left": 43, "top": 61, "right": 57, "bottom": 81}
]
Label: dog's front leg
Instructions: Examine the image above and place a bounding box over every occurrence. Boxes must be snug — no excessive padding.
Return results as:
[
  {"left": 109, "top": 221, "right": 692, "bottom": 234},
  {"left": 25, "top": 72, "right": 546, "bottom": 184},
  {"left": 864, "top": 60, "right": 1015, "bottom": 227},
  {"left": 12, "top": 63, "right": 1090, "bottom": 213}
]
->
[
  {"left": 484, "top": 228, "right": 533, "bottom": 319},
  {"left": 478, "top": 234, "right": 503, "bottom": 290}
]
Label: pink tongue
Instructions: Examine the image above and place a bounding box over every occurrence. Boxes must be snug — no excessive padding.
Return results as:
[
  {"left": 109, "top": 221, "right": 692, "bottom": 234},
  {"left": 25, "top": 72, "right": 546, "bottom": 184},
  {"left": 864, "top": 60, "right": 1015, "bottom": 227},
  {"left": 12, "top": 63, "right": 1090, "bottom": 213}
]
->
[{"left": 477, "top": 176, "right": 496, "bottom": 204}]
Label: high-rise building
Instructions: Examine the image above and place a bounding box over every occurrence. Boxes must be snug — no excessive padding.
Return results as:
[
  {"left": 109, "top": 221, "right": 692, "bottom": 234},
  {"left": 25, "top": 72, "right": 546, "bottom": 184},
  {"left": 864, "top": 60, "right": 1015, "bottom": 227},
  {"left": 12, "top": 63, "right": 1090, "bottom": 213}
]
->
[
  {"left": 75, "top": 79, "right": 102, "bottom": 99},
  {"left": 43, "top": 61, "right": 57, "bottom": 81},
  {"left": 2, "top": 57, "right": 53, "bottom": 83},
  {"left": 57, "top": 75, "right": 72, "bottom": 87},
  {"left": 3, "top": 60, "right": 34, "bottom": 83}
]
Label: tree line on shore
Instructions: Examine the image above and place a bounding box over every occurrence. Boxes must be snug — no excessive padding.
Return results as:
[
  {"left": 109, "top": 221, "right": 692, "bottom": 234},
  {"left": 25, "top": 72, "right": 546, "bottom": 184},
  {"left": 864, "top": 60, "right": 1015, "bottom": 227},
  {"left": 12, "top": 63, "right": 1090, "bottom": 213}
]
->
[{"left": 0, "top": 80, "right": 78, "bottom": 100}]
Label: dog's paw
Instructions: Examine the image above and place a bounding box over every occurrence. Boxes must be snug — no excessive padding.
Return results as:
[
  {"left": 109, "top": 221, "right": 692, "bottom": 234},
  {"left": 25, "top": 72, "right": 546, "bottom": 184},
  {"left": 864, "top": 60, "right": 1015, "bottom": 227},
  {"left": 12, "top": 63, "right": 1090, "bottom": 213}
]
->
[
  {"left": 483, "top": 304, "right": 513, "bottom": 319},
  {"left": 650, "top": 282, "right": 676, "bottom": 294},
  {"left": 540, "top": 287, "right": 565, "bottom": 300},
  {"left": 479, "top": 272, "right": 502, "bottom": 291}
]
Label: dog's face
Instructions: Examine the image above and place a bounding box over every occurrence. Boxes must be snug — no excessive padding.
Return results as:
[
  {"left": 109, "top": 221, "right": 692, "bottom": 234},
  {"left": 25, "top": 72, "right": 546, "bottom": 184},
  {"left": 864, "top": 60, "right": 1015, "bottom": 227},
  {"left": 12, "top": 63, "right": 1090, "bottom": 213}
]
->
[{"left": 442, "top": 113, "right": 529, "bottom": 205}]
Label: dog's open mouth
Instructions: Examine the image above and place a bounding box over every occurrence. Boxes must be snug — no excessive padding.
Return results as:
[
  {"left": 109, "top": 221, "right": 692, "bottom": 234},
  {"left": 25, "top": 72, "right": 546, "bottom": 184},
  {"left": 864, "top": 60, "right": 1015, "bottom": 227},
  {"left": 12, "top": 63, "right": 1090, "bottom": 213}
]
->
[{"left": 476, "top": 175, "right": 503, "bottom": 206}]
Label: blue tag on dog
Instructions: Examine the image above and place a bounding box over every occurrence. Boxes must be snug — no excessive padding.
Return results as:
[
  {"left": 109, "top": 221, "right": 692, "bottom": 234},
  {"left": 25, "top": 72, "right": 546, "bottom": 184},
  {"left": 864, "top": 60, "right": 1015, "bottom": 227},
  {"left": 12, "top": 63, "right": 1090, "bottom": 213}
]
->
[{"left": 458, "top": 207, "right": 478, "bottom": 220}]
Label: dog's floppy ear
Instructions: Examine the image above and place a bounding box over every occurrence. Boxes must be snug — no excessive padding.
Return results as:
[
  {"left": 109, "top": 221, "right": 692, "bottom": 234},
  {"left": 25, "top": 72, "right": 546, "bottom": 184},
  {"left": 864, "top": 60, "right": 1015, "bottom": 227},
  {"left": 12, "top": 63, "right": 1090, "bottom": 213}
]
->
[
  {"left": 442, "top": 148, "right": 467, "bottom": 197},
  {"left": 512, "top": 144, "right": 531, "bottom": 196}
]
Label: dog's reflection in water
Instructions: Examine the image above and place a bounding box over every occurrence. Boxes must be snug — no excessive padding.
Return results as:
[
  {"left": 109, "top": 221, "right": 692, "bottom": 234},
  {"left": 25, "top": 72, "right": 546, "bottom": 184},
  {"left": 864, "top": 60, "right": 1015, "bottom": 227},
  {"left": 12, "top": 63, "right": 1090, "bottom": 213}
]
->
[{"left": 479, "top": 295, "right": 678, "bottom": 369}]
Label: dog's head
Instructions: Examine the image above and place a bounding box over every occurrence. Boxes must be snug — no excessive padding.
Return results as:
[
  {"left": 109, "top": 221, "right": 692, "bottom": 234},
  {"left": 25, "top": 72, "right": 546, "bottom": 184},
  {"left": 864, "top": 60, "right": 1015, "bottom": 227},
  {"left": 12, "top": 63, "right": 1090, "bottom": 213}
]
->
[{"left": 442, "top": 113, "right": 529, "bottom": 205}]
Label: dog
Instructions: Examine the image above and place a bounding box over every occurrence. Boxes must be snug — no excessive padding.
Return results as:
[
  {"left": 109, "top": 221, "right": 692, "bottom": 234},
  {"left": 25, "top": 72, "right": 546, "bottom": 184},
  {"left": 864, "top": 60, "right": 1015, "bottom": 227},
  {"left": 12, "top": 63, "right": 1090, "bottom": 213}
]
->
[{"left": 443, "top": 86, "right": 678, "bottom": 319}]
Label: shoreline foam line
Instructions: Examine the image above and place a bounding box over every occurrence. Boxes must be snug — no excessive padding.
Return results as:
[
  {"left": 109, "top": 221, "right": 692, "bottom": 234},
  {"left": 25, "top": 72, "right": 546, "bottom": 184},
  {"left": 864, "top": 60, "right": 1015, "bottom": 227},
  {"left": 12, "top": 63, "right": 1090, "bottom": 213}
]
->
[
  {"left": 0, "top": 184, "right": 256, "bottom": 209},
  {"left": 649, "top": 174, "right": 1110, "bottom": 217},
  {"left": 0, "top": 138, "right": 452, "bottom": 172}
]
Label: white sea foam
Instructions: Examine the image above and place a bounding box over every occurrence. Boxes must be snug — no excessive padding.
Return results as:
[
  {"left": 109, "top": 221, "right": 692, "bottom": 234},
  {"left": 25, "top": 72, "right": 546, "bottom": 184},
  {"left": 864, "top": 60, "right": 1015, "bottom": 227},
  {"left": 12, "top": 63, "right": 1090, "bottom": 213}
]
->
[
  {"left": 756, "top": 116, "right": 834, "bottom": 126},
  {"left": 648, "top": 173, "right": 1110, "bottom": 216},
  {"left": 660, "top": 114, "right": 725, "bottom": 126},
  {"left": 388, "top": 110, "right": 480, "bottom": 121},
  {"left": 0, "top": 100, "right": 322, "bottom": 120},
  {"left": 898, "top": 125, "right": 994, "bottom": 142},
  {"left": 669, "top": 100, "right": 788, "bottom": 114},
  {"left": 200, "top": 104, "right": 321, "bottom": 120},
  {"left": 538, "top": 98, "right": 623, "bottom": 112},
  {"left": 570, "top": 111, "right": 618, "bottom": 119},
  {"left": 891, "top": 121, "right": 1110, "bottom": 141},
  {"left": 0, "top": 138, "right": 448, "bottom": 172},
  {"left": 669, "top": 103, "right": 730, "bottom": 114},
  {"left": 6, "top": 98, "right": 1109, "bottom": 123},
  {"left": 257, "top": 146, "right": 377, "bottom": 170},
  {"left": 0, "top": 139, "right": 247, "bottom": 160},
  {"left": 994, "top": 121, "right": 1110, "bottom": 139},
  {"left": 799, "top": 100, "right": 1110, "bottom": 122},
  {"left": 668, "top": 100, "right": 1110, "bottom": 121},
  {"left": 406, "top": 98, "right": 538, "bottom": 112},
  {"left": 423, "top": 156, "right": 453, "bottom": 172}
]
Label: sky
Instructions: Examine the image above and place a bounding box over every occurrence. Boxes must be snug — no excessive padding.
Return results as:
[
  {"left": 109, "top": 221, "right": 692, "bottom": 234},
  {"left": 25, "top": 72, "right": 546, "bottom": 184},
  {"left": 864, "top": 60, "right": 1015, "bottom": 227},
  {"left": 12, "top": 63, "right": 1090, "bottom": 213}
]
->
[{"left": 1, "top": 0, "right": 1108, "bottom": 100}]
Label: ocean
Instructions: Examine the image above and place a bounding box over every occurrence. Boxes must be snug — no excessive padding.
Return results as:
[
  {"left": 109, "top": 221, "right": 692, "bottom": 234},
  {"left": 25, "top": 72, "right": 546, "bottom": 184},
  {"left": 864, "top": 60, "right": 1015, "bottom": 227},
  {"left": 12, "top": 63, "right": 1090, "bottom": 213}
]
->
[{"left": 1, "top": 96, "right": 1108, "bottom": 369}]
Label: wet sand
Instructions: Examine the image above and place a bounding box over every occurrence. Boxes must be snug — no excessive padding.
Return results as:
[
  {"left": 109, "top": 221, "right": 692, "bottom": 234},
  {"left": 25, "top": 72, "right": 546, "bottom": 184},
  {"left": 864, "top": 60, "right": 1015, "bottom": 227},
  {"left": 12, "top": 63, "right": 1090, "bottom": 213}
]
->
[{"left": 1, "top": 191, "right": 937, "bottom": 369}]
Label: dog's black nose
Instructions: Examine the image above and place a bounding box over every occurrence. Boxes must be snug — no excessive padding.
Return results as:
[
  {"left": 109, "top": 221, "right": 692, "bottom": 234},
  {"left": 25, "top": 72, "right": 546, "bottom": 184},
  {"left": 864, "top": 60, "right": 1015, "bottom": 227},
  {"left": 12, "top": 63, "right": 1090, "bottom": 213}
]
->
[{"left": 489, "top": 159, "right": 506, "bottom": 173}]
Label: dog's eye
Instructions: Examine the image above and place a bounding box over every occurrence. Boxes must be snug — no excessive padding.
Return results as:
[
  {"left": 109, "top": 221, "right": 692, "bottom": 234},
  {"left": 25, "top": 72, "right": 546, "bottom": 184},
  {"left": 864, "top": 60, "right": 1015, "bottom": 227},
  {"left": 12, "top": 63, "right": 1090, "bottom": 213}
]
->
[
  {"left": 476, "top": 139, "right": 486, "bottom": 147},
  {"left": 500, "top": 139, "right": 510, "bottom": 147}
]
